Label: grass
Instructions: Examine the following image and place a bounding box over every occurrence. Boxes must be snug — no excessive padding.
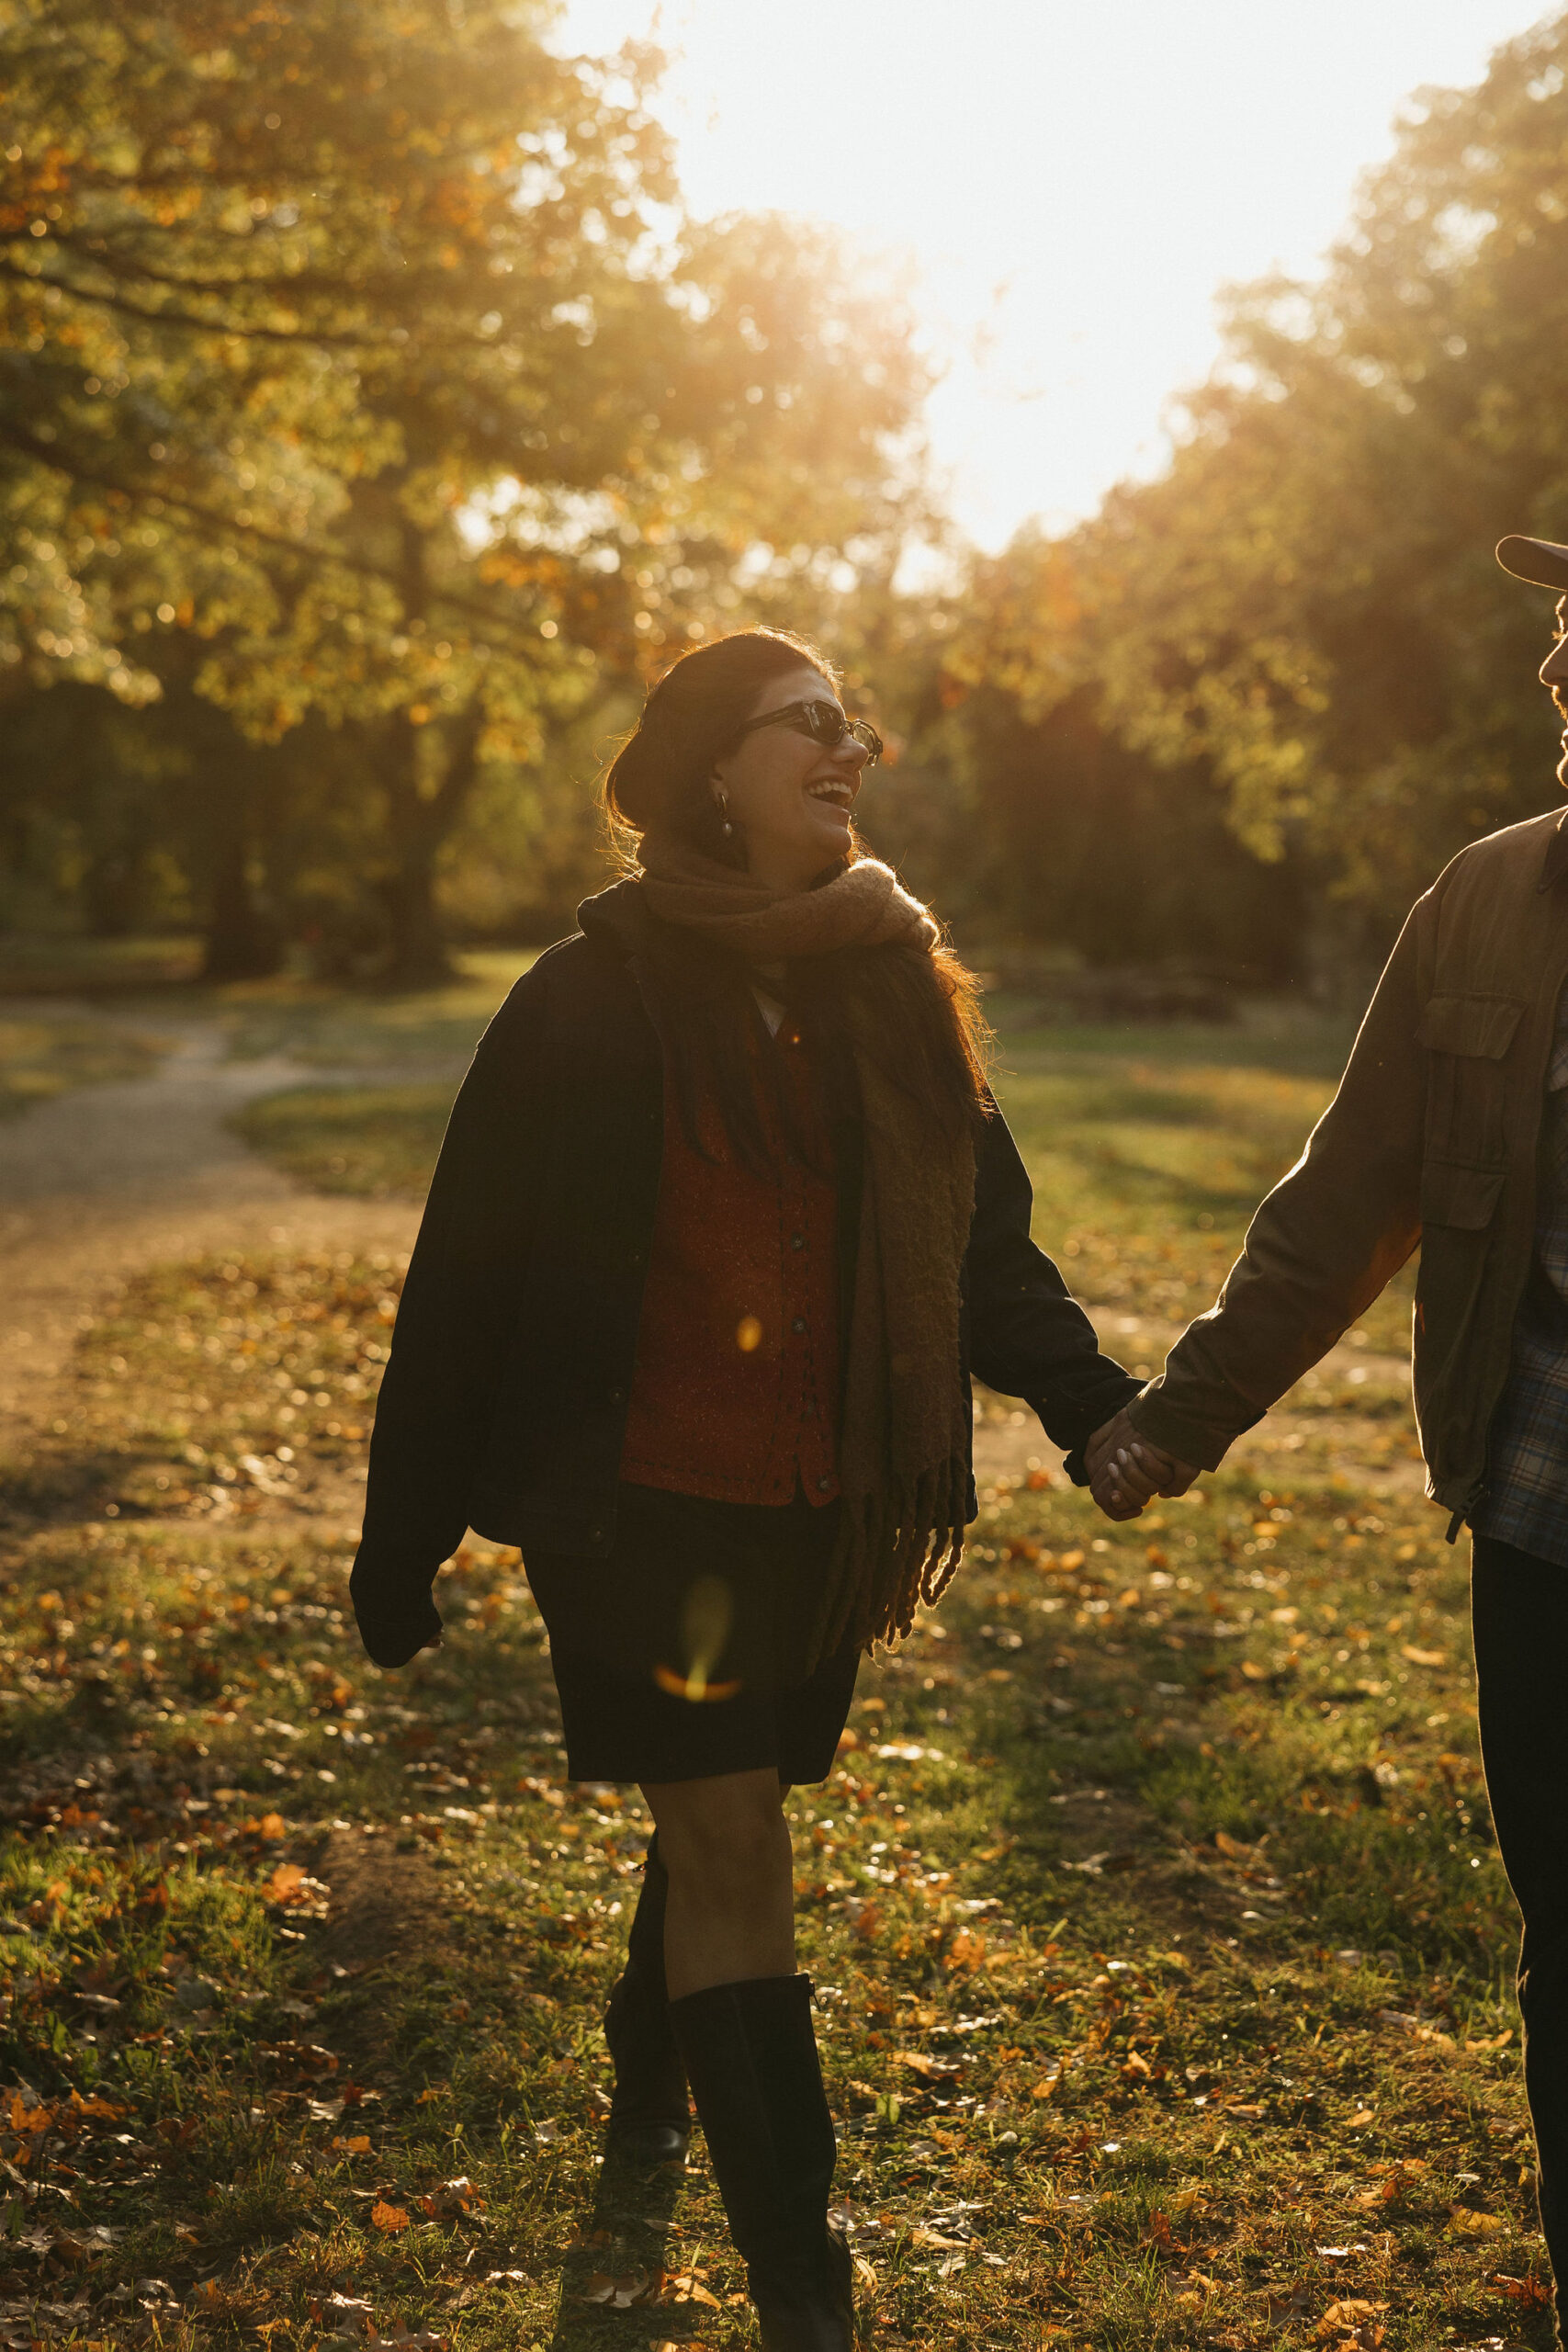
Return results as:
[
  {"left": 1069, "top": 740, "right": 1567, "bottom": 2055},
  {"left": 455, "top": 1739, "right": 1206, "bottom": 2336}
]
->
[
  {"left": 229, "top": 987, "right": 1413, "bottom": 1362},
  {"left": 231, "top": 1089, "right": 460, "bottom": 1200},
  {"left": 0, "top": 1012, "right": 167, "bottom": 1119},
  {"left": 209, "top": 952, "right": 538, "bottom": 1070},
  {"left": 3, "top": 983, "right": 1536, "bottom": 2349},
  {"left": 0, "top": 1238, "right": 1550, "bottom": 2352}
]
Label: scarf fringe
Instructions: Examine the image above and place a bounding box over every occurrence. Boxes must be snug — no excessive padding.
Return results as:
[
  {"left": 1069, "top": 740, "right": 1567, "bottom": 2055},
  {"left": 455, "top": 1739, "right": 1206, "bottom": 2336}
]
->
[{"left": 806, "top": 1456, "right": 970, "bottom": 1669}]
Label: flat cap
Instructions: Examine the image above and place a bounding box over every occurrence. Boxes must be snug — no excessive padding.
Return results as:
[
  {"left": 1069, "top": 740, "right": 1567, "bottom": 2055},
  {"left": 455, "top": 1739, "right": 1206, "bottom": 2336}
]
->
[{"left": 1497, "top": 534, "right": 1568, "bottom": 592}]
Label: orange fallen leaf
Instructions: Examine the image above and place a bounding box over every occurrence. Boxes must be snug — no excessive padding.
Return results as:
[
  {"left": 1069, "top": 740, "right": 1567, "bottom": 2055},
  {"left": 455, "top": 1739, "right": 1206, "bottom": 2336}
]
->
[
  {"left": 332, "top": 2134, "right": 373, "bottom": 2154},
  {"left": 420, "top": 2176, "right": 482, "bottom": 2221},
  {"left": 371, "top": 2199, "right": 411, "bottom": 2233}
]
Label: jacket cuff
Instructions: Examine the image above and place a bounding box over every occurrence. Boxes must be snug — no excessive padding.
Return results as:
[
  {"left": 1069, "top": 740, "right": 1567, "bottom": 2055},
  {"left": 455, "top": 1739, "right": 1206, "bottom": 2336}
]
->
[
  {"left": 349, "top": 1556, "right": 444, "bottom": 1669},
  {"left": 1125, "top": 1390, "right": 1235, "bottom": 1475}
]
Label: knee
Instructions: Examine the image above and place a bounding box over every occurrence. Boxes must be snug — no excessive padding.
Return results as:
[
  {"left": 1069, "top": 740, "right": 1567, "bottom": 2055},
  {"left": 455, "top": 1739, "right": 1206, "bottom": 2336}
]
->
[{"left": 658, "top": 1791, "right": 790, "bottom": 1912}]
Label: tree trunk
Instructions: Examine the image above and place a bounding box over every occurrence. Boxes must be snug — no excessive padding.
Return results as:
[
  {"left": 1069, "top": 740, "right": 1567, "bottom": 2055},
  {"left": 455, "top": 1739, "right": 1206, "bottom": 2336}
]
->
[
  {"left": 202, "top": 835, "right": 282, "bottom": 981},
  {"left": 377, "top": 703, "right": 484, "bottom": 989}
]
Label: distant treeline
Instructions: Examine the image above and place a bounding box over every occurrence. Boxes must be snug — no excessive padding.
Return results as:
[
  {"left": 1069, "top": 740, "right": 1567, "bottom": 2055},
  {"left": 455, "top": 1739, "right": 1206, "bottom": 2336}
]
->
[{"left": 4, "top": 4, "right": 1567, "bottom": 989}]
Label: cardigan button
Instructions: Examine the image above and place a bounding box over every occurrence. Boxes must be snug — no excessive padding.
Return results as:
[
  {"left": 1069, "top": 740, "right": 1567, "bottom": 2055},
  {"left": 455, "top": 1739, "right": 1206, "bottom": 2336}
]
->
[
  {"left": 792, "top": 1317, "right": 807, "bottom": 1334},
  {"left": 607, "top": 1385, "right": 625, "bottom": 1406},
  {"left": 790, "top": 1231, "right": 806, "bottom": 1250},
  {"left": 816, "top": 1476, "right": 832, "bottom": 1494}
]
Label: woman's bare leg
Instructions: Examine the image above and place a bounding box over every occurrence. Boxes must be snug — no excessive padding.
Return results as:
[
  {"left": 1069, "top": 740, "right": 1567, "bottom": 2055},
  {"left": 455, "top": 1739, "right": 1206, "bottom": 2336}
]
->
[{"left": 640, "top": 1767, "right": 795, "bottom": 1998}]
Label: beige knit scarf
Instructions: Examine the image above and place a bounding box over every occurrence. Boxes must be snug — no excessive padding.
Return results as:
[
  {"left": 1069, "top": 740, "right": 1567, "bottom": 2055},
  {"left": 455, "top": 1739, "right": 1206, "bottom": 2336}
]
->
[{"left": 638, "top": 835, "right": 977, "bottom": 1662}]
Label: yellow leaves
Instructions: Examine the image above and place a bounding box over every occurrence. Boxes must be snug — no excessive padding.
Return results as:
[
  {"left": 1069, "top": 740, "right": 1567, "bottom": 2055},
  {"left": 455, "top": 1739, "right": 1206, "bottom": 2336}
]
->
[
  {"left": 582, "top": 2267, "right": 719, "bottom": 2311},
  {"left": 1448, "top": 2203, "right": 1508, "bottom": 2237},
  {"left": 894, "top": 2050, "right": 963, "bottom": 2082},
  {"left": 260, "top": 1860, "right": 331, "bottom": 1908},
  {"left": 1464, "top": 2028, "right": 1513, "bottom": 2052},
  {"left": 1315, "top": 2301, "right": 1387, "bottom": 2349}
]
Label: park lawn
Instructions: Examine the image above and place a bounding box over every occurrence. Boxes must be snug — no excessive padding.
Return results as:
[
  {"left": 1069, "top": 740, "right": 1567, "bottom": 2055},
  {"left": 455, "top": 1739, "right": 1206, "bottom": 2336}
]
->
[
  {"left": 210, "top": 952, "right": 539, "bottom": 1072},
  {"left": 0, "top": 1012, "right": 167, "bottom": 1119},
  {"left": 0, "top": 1250, "right": 1550, "bottom": 2351},
  {"left": 231, "top": 992, "right": 1415, "bottom": 1361}
]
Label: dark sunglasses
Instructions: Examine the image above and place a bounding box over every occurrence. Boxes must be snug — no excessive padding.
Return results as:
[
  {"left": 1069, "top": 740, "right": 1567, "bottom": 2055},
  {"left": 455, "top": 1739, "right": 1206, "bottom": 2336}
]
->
[{"left": 734, "top": 696, "right": 883, "bottom": 766}]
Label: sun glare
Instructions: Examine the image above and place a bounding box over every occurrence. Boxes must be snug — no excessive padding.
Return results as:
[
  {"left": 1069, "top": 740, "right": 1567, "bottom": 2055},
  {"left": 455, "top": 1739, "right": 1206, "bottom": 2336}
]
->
[{"left": 561, "top": 0, "right": 1541, "bottom": 547}]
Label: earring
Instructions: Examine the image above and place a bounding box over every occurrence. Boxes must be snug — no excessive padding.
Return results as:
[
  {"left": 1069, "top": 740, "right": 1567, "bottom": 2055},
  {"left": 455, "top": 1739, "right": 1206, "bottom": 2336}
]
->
[{"left": 716, "top": 790, "right": 733, "bottom": 839}]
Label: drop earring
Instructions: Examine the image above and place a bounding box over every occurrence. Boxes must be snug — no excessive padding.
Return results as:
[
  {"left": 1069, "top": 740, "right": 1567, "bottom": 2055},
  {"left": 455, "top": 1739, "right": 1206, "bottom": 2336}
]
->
[{"left": 716, "top": 790, "right": 734, "bottom": 839}]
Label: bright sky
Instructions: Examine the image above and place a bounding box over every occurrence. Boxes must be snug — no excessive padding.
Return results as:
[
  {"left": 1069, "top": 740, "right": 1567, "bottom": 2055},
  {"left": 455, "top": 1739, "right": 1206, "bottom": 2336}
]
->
[{"left": 558, "top": 0, "right": 1548, "bottom": 550}]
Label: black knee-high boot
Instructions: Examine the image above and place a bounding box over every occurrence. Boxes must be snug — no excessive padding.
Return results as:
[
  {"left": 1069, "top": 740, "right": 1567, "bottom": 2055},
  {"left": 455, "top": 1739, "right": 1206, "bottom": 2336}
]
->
[
  {"left": 670, "top": 1973, "right": 854, "bottom": 2352},
  {"left": 604, "top": 1833, "right": 690, "bottom": 2163}
]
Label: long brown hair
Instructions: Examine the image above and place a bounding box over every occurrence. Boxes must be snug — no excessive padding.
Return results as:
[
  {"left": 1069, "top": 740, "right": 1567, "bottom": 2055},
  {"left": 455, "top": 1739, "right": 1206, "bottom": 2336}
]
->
[{"left": 603, "top": 628, "right": 992, "bottom": 1159}]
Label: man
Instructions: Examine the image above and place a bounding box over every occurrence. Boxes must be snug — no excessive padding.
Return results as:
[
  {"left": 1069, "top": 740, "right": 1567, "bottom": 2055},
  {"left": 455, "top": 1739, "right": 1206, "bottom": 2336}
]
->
[{"left": 1085, "top": 530, "right": 1568, "bottom": 2334}]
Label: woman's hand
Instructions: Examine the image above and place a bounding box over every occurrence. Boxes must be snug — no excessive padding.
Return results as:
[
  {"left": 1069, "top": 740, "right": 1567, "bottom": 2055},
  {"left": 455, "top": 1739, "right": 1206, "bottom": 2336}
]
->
[{"left": 1086, "top": 1408, "right": 1198, "bottom": 1520}]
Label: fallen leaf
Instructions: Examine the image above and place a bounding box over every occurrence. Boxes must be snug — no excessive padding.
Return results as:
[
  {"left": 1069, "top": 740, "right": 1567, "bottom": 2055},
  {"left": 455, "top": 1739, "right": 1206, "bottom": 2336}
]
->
[
  {"left": 370, "top": 2199, "right": 411, "bottom": 2233},
  {"left": 1213, "top": 1830, "right": 1258, "bottom": 1861},
  {"left": 1491, "top": 2271, "right": 1551, "bottom": 2310},
  {"left": 332, "top": 2134, "right": 373, "bottom": 2154},
  {"left": 420, "top": 2176, "right": 481, "bottom": 2221},
  {"left": 896, "top": 2052, "right": 964, "bottom": 2081},
  {"left": 1465, "top": 2030, "right": 1514, "bottom": 2052},
  {"left": 1347, "top": 2109, "right": 1375, "bottom": 2127},
  {"left": 1400, "top": 1645, "right": 1446, "bottom": 1668},
  {"left": 1448, "top": 2204, "right": 1507, "bottom": 2237},
  {"left": 1264, "top": 2281, "right": 1314, "bottom": 2323}
]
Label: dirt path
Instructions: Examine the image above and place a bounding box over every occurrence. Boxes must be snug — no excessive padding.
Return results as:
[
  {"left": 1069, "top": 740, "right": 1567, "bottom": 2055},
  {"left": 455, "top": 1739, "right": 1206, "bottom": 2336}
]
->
[{"left": 0, "top": 1014, "right": 420, "bottom": 1456}]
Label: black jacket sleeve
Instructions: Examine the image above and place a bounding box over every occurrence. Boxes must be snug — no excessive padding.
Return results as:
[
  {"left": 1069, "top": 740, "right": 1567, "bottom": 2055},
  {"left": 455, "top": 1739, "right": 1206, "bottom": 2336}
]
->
[
  {"left": 349, "top": 961, "right": 554, "bottom": 1667},
  {"left": 964, "top": 1101, "right": 1143, "bottom": 1475}
]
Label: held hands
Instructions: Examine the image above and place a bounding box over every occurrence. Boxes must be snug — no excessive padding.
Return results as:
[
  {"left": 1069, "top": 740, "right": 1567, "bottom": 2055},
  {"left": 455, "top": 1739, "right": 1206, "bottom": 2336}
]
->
[{"left": 1086, "top": 1407, "right": 1199, "bottom": 1521}]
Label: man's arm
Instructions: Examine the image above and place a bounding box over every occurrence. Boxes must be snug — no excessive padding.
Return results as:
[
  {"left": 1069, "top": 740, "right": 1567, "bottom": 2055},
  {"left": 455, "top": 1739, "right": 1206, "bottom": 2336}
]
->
[{"left": 1127, "top": 901, "right": 1428, "bottom": 1473}]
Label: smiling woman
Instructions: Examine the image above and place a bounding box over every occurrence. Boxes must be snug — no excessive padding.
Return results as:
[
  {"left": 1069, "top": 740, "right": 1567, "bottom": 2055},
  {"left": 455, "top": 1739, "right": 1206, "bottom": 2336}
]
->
[{"left": 347, "top": 623, "right": 1143, "bottom": 2347}]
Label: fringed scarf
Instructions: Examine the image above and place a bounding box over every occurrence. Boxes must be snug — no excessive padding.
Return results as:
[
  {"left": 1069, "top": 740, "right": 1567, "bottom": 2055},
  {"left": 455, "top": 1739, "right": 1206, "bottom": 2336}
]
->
[{"left": 637, "top": 835, "right": 976, "bottom": 1662}]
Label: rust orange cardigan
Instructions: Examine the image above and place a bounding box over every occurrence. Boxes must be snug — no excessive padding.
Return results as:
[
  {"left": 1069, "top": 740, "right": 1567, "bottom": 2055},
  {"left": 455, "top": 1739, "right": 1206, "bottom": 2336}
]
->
[{"left": 619, "top": 1019, "right": 840, "bottom": 1508}]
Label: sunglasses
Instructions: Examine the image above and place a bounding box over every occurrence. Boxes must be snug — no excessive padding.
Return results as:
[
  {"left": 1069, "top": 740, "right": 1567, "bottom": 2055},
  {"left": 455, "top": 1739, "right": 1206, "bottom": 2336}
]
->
[{"left": 734, "top": 697, "right": 883, "bottom": 766}]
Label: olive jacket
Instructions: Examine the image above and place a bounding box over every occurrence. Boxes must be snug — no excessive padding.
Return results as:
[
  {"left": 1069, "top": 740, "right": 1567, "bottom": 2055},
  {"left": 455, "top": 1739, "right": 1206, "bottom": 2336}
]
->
[
  {"left": 350, "top": 882, "right": 1142, "bottom": 1666},
  {"left": 1129, "top": 806, "right": 1568, "bottom": 1522}
]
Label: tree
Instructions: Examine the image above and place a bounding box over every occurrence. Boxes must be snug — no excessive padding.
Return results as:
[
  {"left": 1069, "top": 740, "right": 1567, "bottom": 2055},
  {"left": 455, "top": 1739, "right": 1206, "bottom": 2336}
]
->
[{"left": 1, "top": 0, "right": 933, "bottom": 978}]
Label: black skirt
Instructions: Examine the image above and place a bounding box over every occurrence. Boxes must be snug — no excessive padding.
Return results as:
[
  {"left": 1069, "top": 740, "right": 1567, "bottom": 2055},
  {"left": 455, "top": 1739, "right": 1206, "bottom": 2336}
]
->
[{"left": 524, "top": 1482, "right": 858, "bottom": 1785}]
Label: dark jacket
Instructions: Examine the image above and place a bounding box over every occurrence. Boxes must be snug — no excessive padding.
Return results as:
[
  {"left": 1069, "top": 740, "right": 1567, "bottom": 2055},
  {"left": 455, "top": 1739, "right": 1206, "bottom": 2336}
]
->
[
  {"left": 350, "top": 882, "right": 1141, "bottom": 1664},
  {"left": 1130, "top": 805, "right": 1568, "bottom": 1521}
]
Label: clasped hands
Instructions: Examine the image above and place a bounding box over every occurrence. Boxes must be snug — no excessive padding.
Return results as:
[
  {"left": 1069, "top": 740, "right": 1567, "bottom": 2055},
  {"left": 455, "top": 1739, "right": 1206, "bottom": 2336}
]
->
[{"left": 1085, "top": 1407, "right": 1199, "bottom": 1521}]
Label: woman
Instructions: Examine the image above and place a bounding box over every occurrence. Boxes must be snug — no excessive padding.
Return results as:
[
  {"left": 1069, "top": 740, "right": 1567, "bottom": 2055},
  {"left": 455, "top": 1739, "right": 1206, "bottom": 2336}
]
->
[{"left": 350, "top": 628, "right": 1141, "bottom": 2352}]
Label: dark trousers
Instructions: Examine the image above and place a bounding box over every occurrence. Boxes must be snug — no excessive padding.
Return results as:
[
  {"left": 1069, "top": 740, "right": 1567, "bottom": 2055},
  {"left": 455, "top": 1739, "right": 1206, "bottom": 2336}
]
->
[{"left": 1472, "top": 1533, "right": 1568, "bottom": 2326}]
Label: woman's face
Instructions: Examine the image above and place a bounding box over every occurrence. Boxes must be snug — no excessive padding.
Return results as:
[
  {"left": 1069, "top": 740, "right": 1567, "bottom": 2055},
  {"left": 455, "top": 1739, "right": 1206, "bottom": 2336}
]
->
[{"left": 709, "top": 662, "right": 870, "bottom": 892}]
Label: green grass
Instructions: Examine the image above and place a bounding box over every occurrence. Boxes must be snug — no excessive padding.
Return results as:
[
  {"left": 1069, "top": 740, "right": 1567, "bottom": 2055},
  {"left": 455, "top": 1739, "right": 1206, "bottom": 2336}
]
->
[
  {"left": 231, "top": 1087, "right": 459, "bottom": 1199},
  {"left": 209, "top": 951, "right": 539, "bottom": 1070},
  {"left": 0, "top": 1011, "right": 168, "bottom": 1118},
  {"left": 229, "top": 991, "right": 1414, "bottom": 1362},
  {"left": 0, "top": 1246, "right": 1549, "bottom": 2351}
]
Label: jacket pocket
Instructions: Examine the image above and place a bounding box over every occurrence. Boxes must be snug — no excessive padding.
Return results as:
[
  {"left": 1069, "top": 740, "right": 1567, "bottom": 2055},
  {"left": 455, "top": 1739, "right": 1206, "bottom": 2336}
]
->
[
  {"left": 1419, "top": 1159, "right": 1506, "bottom": 1229},
  {"left": 1418, "top": 993, "right": 1524, "bottom": 1167}
]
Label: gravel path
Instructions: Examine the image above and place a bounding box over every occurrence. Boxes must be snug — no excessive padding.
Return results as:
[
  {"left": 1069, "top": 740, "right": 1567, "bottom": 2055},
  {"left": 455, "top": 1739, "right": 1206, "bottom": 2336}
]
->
[{"left": 0, "top": 1015, "right": 420, "bottom": 1453}]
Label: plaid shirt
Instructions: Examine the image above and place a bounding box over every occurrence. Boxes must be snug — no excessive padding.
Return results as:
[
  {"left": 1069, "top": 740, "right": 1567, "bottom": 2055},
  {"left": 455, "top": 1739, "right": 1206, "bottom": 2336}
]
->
[{"left": 1475, "top": 984, "right": 1568, "bottom": 1567}]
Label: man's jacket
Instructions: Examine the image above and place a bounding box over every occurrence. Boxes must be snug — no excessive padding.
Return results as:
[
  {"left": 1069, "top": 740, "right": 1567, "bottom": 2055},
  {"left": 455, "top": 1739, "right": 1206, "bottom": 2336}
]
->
[
  {"left": 1130, "top": 805, "right": 1568, "bottom": 1523},
  {"left": 351, "top": 881, "right": 1141, "bottom": 1665}
]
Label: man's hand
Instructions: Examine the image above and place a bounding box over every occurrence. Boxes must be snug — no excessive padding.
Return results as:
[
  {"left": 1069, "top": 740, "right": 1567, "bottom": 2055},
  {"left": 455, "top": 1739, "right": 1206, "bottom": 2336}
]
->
[{"left": 1086, "top": 1407, "right": 1199, "bottom": 1521}]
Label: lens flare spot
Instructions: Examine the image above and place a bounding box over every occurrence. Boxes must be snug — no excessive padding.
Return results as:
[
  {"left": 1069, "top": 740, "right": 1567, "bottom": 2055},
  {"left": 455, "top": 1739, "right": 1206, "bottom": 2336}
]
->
[
  {"left": 653, "top": 1663, "right": 744, "bottom": 1703},
  {"left": 736, "top": 1315, "right": 763, "bottom": 1352},
  {"left": 652, "top": 1574, "right": 739, "bottom": 1702}
]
